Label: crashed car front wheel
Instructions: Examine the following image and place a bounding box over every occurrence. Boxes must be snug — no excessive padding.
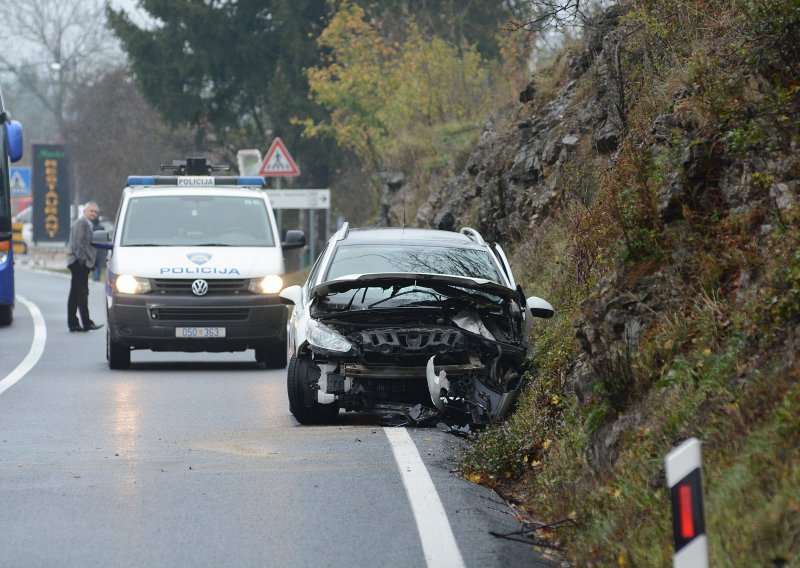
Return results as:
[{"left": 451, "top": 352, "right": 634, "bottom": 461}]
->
[{"left": 287, "top": 355, "right": 339, "bottom": 424}]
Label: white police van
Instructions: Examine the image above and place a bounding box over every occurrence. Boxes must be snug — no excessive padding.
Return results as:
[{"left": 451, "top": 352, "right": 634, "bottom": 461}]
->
[{"left": 92, "top": 158, "right": 305, "bottom": 370}]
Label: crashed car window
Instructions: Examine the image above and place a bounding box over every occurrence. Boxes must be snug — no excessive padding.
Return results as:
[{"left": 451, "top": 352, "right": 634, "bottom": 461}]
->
[{"left": 325, "top": 245, "right": 502, "bottom": 283}]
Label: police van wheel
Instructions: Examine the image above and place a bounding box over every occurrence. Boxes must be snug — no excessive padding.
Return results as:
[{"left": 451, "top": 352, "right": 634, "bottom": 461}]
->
[
  {"left": 256, "top": 340, "right": 287, "bottom": 369},
  {"left": 108, "top": 331, "right": 131, "bottom": 370},
  {"left": 0, "top": 305, "right": 12, "bottom": 326}
]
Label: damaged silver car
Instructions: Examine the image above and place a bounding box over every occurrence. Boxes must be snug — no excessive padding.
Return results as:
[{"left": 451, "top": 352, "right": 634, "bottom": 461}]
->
[{"left": 279, "top": 225, "right": 553, "bottom": 425}]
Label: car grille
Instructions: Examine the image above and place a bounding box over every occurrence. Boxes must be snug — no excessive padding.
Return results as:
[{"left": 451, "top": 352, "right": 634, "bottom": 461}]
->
[
  {"left": 150, "top": 279, "right": 249, "bottom": 295},
  {"left": 359, "top": 328, "right": 463, "bottom": 359},
  {"left": 149, "top": 307, "right": 250, "bottom": 321}
]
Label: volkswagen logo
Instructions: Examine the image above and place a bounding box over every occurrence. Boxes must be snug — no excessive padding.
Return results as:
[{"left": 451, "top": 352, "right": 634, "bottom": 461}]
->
[{"left": 191, "top": 279, "right": 209, "bottom": 296}]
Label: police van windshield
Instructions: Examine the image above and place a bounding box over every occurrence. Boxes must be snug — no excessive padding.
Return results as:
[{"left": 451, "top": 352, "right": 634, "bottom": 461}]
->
[{"left": 120, "top": 195, "right": 275, "bottom": 247}]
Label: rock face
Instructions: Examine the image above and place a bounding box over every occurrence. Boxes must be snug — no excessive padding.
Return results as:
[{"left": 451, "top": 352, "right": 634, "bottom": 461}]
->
[
  {"left": 415, "top": 82, "right": 584, "bottom": 242},
  {"left": 414, "top": 8, "right": 623, "bottom": 244},
  {"left": 376, "top": 6, "right": 800, "bottom": 473}
]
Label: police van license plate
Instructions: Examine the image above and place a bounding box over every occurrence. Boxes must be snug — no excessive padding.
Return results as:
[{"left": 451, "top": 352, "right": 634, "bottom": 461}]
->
[{"left": 176, "top": 327, "right": 226, "bottom": 338}]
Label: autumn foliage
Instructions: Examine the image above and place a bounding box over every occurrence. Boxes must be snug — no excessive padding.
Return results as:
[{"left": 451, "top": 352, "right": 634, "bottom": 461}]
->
[{"left": 298, "top": 2, "right": 492, "bottom": 168}]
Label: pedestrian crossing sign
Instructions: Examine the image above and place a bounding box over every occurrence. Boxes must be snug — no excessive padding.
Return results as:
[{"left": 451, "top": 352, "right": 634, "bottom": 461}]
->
[
  {"left": 258, "top": 137, "right": 300, "bottom": 177},
  {"left": 10, "top": 166, "right": 31, "bottom": 196}
]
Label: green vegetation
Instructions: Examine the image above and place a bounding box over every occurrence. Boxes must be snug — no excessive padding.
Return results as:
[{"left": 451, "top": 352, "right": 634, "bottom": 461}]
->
[
  {"left": 295, "top": 1, "right": 527, "bottom": 216},
  {"left": 108, "top": 0, "right": 526, "bottom": 194},
  {"left": 107, "top": 0, "right": 334, "bottom": 176},
  {"left": 459, "top": 0, "right": 800, "bottom": 564}
]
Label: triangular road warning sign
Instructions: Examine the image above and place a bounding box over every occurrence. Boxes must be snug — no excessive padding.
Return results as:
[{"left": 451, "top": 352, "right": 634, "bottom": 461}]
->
[
  {"left": 10, "top": 172, "right": 27, "bottom": 193},
  {"left": 258, "top": 137, "right": 300, "bottom": 177}
]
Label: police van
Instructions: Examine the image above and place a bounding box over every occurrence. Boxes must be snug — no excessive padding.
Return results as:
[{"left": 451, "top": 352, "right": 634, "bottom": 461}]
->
[{"left": 92, "top": 158, "right": 305, "bottom": 370}]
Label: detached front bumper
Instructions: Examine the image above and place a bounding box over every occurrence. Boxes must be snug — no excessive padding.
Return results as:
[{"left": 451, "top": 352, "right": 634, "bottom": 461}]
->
[{"left": 107, "top": 293, "right": 287, "bottom": 352}]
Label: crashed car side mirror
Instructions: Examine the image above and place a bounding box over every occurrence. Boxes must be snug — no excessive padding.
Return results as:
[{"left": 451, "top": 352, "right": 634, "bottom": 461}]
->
[
  {"left": 281, "top": 230, "right": 306, "bottom": 250},
  {"left": 91, "top": 229, "right": 113, "bottom": 250},
  {"left": 527, "top": 296, "right": 554, "bottom": 319},
  {"left": 279, "top": 285, "right": 303, "bottom": 306}
]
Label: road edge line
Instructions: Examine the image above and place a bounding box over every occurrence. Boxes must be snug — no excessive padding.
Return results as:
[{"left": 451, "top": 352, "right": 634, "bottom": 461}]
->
[
  {"left": 0, "top": 296, "right": 47, "bottom": 396},
  {"left": 384, "top": 427, "right": 466, "bottom": 568}
]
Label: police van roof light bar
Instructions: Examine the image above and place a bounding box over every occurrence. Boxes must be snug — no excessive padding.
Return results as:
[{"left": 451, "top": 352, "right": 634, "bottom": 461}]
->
[
  {"left": 160, "top": 157, "right": 231, "bottom": 176},
  {"left": 127, "top": 176, "right": 266, "bottom": 187}
]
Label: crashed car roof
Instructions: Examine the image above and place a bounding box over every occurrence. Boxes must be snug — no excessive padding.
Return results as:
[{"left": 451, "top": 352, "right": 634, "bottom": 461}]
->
[
  {"left": 344, "top": 227, "right": 486, "bottom": 247},
  {"left": 310, "top": 272, "right": 519, "bottom": 301}
]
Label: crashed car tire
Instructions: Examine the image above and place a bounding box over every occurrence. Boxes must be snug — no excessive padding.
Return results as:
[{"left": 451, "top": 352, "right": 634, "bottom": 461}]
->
[{"left": 287, "top": 355, "right": 339, "bottom": 424}]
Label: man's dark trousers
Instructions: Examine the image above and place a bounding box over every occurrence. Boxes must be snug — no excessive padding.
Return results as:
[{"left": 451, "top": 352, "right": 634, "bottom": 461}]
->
[{"left": 68, "top": 261, "right": 91, "bottom": 329}]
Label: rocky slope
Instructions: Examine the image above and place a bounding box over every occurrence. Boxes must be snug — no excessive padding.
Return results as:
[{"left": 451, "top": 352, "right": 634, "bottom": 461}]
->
[{"left": 379, "top": 2, "right": 800, "bottom": 562}]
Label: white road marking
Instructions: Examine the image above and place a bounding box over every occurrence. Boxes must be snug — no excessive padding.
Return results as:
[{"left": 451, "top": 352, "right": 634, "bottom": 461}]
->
[
  {"left": 384, "top": 427, "right": 466, "bottom": 568},
  {"left": 0, "top": 296, "right": 47, "bottom": 396}
]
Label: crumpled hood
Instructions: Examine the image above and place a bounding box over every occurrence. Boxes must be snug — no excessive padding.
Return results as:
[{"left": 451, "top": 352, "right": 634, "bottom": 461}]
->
[
  {"left": 110, "top": 246, "right": 284, "bottom": 279},
  {"left": 311, "top": 272, "right": 519, "bottom": 302}
]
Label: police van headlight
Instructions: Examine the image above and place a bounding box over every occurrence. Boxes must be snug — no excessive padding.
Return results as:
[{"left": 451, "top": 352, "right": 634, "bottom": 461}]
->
[
  {"left": 115, "top": 275, "right": 152, "bottom": 295},
  {"left": 248, "top": 275, "right": 283, "bottom": 294}
]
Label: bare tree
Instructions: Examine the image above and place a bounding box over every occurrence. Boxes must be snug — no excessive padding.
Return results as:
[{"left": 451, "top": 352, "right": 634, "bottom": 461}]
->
[
  {"left": 63, "top": 67, "right": 191, "bottom": 217},
  {"left": 0, "top": 0, "right": 118, "bottom": 139},
  {"left": 505, "top": 0, "right": 616, "bottom": 32}
]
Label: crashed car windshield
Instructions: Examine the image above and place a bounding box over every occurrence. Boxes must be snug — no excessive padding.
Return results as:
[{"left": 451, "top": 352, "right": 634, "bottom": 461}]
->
[
  {"left": 325, "top": 244, "right": 502, "bottom": 282},
  {"left": 319, "top": 245, "right": 505, "bottom": 311}
]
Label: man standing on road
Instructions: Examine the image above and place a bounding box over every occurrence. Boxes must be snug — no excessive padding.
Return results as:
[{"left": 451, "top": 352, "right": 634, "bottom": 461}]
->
[{"left": 67, "top": 202, "right": 104, "bottom": 332}]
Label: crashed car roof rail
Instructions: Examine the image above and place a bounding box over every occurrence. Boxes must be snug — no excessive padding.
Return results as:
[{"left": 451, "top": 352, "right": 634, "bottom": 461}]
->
[
  {"left": 459, "top": 227, "right": 486, "bottom": 246},
  {"left": 335, "top": 221, "right": 350, "bottom": 241}
]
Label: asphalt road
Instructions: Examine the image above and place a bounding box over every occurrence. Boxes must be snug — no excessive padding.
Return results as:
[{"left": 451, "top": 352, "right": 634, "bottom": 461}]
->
[{"left": 0, "top": 268, "right": 548, "bottom": 568}]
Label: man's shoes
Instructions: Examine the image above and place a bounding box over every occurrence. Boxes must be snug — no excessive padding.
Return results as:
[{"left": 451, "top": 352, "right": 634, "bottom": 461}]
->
[
  {"left": 69, "top": 326, "right": 86, "bottom": 332},
  {"left": 84, "top": 322, "right": 104, "bottom": 331}
]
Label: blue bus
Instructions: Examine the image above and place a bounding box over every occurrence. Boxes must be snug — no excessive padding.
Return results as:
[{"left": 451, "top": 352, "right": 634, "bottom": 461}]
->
[{"left": 0, "top": 83, "right": 24, "bottom": 326}]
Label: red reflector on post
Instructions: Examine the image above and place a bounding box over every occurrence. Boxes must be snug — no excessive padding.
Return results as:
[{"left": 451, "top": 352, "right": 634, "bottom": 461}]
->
[
  {"left": 667, "top": 438, "right": 708, "bottom": 567},
  {"left": 678, "top": 484, "right": 695, "bottom": 539}
]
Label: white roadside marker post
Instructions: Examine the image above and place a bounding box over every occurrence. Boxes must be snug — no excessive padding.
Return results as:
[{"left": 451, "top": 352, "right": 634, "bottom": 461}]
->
[{"left": 665, "top": 437, "right": 709, "bottom": 568}]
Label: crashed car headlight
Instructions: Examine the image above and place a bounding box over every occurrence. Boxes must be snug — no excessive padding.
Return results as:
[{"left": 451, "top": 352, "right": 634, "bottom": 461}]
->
[
  {"left": 306, "top": 318, "right": 352, "bottom": 353},
  {"left": 115, "top": 274, "right": 152, "bottom": 295},
  {"left": 248, "top": 275, "right": 283, "bottom": 294}
]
